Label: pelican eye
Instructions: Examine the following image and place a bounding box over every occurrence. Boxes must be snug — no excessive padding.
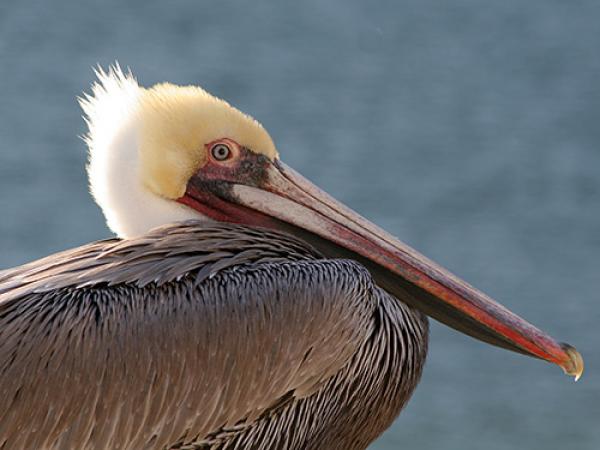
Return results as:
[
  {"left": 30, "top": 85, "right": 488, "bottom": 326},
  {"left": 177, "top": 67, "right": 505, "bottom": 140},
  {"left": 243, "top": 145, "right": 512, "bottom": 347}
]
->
[{"left": 211, "top": 143, "right": 232, "bottom": 161}]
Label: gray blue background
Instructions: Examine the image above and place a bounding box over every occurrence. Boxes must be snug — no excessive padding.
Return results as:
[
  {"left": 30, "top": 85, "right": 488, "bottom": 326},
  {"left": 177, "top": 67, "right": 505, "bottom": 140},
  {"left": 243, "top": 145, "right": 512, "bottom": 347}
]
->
[{"left": 0, "top": 1, "right": 598, "bottom": 449}]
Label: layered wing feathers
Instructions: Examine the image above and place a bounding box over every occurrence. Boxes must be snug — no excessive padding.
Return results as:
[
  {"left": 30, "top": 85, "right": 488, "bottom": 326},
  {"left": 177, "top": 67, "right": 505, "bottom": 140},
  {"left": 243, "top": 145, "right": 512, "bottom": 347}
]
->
[{"left": 0, "top": 222, "right": 377, "bottom": 449}]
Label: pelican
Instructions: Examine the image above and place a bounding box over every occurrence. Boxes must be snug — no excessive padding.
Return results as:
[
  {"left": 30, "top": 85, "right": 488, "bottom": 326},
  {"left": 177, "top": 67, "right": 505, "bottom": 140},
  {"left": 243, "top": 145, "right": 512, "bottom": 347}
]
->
[{"left": 0, "top": 67, "right": 583, "bottom": 450}]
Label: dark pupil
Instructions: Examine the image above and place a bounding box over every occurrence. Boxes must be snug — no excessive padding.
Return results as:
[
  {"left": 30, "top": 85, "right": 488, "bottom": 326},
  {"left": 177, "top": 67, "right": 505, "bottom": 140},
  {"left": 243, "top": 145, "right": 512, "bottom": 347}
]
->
[{"left": 214, "top": 145, "right": 229, "bottom": 160}]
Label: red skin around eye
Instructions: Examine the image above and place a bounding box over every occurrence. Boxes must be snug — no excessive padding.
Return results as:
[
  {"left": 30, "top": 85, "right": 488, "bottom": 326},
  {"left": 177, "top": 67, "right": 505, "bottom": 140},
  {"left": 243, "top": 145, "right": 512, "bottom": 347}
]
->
[{"left": 205, "top": 138, "right": 240, "bottom": 164}]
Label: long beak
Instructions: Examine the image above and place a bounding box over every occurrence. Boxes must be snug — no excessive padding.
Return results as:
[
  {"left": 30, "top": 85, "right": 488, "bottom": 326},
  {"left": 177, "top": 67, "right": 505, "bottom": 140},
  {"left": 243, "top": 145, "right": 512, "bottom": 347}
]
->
[{"left": 186, "top": 158, "right": 583, "bottom": 379}]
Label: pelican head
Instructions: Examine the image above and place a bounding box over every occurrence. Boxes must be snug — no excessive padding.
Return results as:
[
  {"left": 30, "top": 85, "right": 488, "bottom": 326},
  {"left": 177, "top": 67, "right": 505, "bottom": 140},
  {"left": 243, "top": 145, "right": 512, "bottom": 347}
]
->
[{"left": 81, "top": 66, "right": 583, "bottom": 380}]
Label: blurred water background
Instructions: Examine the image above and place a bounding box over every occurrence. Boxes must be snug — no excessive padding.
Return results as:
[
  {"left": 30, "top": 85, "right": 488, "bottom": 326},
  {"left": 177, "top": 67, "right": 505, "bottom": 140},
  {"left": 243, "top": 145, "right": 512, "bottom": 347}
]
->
[{"left": 0, "top": 1, "right": 598, "bottom": 449}]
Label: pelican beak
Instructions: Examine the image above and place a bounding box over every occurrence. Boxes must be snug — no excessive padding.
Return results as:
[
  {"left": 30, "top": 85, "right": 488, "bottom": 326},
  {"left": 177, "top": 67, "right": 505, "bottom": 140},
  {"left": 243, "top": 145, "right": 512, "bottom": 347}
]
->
[{"left": 183, "top": 158, "right": 584, "bottom": 379}]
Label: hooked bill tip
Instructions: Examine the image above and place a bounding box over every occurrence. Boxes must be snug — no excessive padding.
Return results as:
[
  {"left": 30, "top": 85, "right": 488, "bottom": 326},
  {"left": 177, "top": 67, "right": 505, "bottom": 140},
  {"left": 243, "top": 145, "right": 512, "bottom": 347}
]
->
[{"left": 559, "top": 342, "right": 584, "bottom": 381}]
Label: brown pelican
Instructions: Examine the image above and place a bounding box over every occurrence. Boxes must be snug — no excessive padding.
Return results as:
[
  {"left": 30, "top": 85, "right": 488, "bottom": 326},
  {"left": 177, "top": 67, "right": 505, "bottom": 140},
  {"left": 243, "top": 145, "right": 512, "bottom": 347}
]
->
[{"left": 0, "top": 67, "right": 583, "bottom": 450}]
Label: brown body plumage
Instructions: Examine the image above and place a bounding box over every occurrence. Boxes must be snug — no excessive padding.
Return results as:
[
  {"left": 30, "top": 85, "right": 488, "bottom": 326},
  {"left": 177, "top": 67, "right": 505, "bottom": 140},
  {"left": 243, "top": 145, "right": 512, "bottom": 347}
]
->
[{"left": 0, "top": 222, "right": 427, "bottom": 449}]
